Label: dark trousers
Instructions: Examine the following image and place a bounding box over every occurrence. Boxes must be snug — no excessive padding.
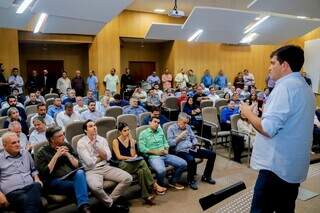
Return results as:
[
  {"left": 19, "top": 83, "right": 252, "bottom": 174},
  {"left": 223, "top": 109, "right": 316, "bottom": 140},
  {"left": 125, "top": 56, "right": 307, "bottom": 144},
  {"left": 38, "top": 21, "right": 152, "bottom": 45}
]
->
[
  {"left": 176, "top": 148, "right": 216, "bottom": 182},
  {"left": 251, "top": 170, "right": 300, "bottom": 213},
  {"left": 6, "top": 182, "right": 42, "bottom": 213}
]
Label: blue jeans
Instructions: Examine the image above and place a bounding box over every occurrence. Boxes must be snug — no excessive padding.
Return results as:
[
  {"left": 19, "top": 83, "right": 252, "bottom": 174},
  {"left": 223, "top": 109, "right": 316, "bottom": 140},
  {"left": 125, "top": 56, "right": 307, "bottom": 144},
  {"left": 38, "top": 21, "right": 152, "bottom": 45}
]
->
[
  {"left": 148, "top": 154, "right": 187, "bottom": 186},
  {"left": 176, "top": 148, "right": 216, "bottom": 182},
  {"left": 6, "top": 182, "right": 42, "bottom": 213},
  {"left": 251, "top": 170, "right": 300, "bottom": 213},
  {"left": 46, "top": 170, "right": 89, "bottom": 208}
]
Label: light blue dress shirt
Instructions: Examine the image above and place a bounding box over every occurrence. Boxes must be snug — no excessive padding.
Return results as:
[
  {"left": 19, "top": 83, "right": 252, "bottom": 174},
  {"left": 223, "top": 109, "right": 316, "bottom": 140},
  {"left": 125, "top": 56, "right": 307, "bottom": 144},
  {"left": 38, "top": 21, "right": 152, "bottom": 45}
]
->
[{"left": 251, "top": 72, "right": 315, "bottom": 183}]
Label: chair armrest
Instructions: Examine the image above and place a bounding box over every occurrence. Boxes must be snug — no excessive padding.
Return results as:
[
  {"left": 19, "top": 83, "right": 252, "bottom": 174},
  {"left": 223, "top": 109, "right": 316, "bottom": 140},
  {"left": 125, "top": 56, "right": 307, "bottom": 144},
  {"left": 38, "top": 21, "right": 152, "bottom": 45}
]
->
[
  {"left": 202, "top": 120, "right": 219, "bottom": 128},
  {"left": 230, "top": 129, "right": 250, "bottom": 137}
]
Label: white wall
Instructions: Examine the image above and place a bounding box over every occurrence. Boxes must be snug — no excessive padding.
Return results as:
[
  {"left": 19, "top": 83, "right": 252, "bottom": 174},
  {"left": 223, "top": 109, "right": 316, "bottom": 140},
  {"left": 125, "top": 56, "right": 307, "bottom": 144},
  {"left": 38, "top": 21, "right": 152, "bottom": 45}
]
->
[{"left": 304, "top": 39, "right": 320, "bottom": 93}]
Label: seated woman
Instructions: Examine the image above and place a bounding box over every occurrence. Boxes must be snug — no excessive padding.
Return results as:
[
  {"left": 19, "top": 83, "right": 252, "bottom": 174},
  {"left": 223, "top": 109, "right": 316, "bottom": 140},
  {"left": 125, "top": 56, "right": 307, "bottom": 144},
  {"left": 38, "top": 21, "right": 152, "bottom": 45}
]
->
[
  {"left": 183, "top": 97, "right": 202, "bottom": 133},
  {"left": 3, "top": 107, "right": 28, "bottom": 135},
  {"left": 232, "top": 114, "right": 256, "bottom": 163},
  {"left": 112, "top": 122, "right": 167, "bottom": 205}
]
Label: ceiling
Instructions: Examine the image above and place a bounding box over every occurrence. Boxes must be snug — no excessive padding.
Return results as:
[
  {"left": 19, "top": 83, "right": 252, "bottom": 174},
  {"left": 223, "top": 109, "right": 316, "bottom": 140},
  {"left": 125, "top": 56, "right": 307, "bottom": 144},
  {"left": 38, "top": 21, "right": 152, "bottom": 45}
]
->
[{"left": 0, "top": 0, "right": 320, "bottom": 44}]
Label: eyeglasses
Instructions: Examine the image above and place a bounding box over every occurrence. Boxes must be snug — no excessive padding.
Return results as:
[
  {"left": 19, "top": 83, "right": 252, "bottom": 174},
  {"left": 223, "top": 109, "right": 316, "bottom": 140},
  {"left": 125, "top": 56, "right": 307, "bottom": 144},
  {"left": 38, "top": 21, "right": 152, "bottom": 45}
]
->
[{"left": 122, "top": 129, "right": 130, "bottom": 132}]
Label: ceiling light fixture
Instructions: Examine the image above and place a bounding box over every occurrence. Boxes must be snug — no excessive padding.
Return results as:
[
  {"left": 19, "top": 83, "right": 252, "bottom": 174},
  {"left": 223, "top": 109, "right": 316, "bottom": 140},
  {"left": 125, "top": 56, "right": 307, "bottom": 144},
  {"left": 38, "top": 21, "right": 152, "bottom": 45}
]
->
[
  {"left": 240, "top": 32, "right": 259, "bottom": 44},
  {"left": 16, "top": 0, "right": 33, "bottom": 14},
  {"left": 188, "top": 29, "right": 203, "bottom": 42},
  {"left": 244, "top": 15, "right": 270, "bottom": 34},
  {"left": 34, "top": 13, "right": 48, "bottom": 33},
  {"left": 254, "top": 17, "right": 261, "bottom": 21},
  {"left": 154, "top": 9, "right": 166, "bottom": 13},
  {"left": 297, "top": 16, "right": 308, "bottom": 19}
]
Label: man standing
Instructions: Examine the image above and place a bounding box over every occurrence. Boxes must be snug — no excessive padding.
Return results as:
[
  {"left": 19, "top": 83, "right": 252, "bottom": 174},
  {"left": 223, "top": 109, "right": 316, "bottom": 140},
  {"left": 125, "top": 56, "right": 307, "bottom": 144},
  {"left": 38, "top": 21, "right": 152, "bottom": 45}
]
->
[
  {"left": 87, "top": 70, "right": 98, "bottom": 99},
  {"left": 120, "top": 68, "right": 133, "bottom": 95},
  {"left": 240, "top": 45, "right": 315, "bottom": 213},
  {"left": 201, "top": 69, "right": 214, "bottom": 88},
  {"left": 72, "top": 70, "right": 86, "bottom": 96},
  {"left": 175, "top": 69, "right": 189, "bottom": 89},
  {"left": 147, "top": 71, "right": 161, "bottom": 87},
  {"left": 8, "top": 68, "right": 24, "bottom": 95},
  {"left": 0, "top": 63, "right": 9, "bottom": 102},
  {"left": 0, "top": 132, "right": 43, "bottom": 213},
  {"left": 104, "top": 68, "right": 119, "bottom": 95},
  {"left": 27, "top": 70, "right": 43, "bottom": 93},
  {"left": 56, "top": 71, "right": 71, "bottom": 96},
  {"left": 214, "top": 70, "right": 228, "bottom": 89}
]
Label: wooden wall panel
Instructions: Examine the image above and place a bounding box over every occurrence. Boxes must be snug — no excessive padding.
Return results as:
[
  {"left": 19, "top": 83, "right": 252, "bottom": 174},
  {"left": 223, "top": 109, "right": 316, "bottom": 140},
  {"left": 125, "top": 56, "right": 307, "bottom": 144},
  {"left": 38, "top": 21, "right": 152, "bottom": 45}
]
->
[
  {"left": 0, "top": 28, "right": 19, "bottom": 77},
  {"left": 19, "top": 43, "right": 89, "bottom": 79},
  {"left": 172, "top": 41, "right": 278, "bottom": 89}
]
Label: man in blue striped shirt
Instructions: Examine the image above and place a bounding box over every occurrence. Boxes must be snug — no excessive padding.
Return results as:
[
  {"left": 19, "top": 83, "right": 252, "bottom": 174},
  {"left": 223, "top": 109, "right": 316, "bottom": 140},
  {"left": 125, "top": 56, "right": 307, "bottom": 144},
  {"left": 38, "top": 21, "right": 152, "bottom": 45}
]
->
[{"left": 240, "top": 45, "right": 315, "bottom": 213}]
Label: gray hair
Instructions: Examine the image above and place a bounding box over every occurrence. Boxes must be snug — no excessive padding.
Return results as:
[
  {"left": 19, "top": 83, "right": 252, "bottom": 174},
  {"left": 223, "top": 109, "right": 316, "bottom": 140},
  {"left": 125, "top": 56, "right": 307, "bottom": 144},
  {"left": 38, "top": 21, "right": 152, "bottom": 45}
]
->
[
  {"left": 178, "top": 112, "right": 191, "bottom": 121},
  {"left": 7, "top": 107, "right": 18, "bottom": 117},
  {"left": 2, "top": 132, "right": 18, "bottom": 146},
  {"left": 8, "top": 121, "right": 21, "bottom": 131}
]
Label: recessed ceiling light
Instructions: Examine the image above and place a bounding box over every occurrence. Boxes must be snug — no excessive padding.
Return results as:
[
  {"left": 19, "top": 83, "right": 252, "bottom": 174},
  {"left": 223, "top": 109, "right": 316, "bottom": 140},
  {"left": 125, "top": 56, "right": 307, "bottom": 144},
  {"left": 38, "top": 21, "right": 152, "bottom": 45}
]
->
[
  {"left": 34, "top": 13, "right": 48, "bottom": 33},
  {"left": 244, "top": 15, "right": 270, "bottom": 34},
  {"left": 188, "top": 29, "right": 203, "bottom": 42},
  {"left": 16, "top": 0, "right": 33, "bottom": 14},
  {"left": 255, "top": 17, "right": 261, "bottom": 21},
  {"left": 154, "top": 9, "right": 166, "bottom": 13},
  {"left": 240, "top": 32, "right": 259, "bottom": 44},
  {"left": 297, "top": 16, "right": 308, "bottom": 19}
]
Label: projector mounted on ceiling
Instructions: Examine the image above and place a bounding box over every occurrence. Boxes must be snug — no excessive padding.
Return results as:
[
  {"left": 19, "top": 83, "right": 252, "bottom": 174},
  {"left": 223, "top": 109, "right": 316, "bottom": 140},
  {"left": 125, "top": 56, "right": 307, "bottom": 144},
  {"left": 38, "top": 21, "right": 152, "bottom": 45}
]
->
[{"left": 168, "top": 0, "right": 185, "bottom": 18}]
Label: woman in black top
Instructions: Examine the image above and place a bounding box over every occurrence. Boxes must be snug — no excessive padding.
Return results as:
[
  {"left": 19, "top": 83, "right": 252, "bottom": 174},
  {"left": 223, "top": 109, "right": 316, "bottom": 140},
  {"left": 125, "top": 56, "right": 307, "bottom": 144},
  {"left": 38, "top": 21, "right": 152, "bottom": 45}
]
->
[{"left": 112, "top": 122, "right": 167, "bottom": 205}]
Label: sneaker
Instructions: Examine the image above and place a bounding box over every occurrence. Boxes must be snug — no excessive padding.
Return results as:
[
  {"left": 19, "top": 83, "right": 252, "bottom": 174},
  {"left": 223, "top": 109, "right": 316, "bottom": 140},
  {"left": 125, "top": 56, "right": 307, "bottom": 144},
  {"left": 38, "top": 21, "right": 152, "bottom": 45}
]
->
[
  {"left": 188, "top": 181, "right": 198, "bottom": 190},
  {"left": 201, "top": 176, "right": 216, "bottom": 185},
  {"left": 168, "top": 182, "right": 185, "bottom": 190}
]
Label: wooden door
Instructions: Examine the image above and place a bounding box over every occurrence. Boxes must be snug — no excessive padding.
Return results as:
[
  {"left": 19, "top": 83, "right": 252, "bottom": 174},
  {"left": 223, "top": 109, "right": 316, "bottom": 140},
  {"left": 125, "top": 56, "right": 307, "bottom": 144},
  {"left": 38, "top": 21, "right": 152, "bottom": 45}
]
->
[{"left": 129, "top": 61, "right": 156, "bottom": 84}]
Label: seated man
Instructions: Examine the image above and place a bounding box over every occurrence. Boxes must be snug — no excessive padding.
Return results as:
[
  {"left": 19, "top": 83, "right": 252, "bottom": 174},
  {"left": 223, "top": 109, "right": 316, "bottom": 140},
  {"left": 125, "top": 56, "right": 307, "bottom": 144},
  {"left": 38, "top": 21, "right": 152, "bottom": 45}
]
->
[
  {"left": 73, "top": 96, "right": 88, "bottom": 114},
  {"left": 208, "top": 86, "right": 221, "bottom": 104},
  {"left": 83, "top": 90, "right": 96, "bottom": 105},
  {"left": 24, "top": 92, "right": 41, "bottom": 107},
  {"left": 30, "top": 103, "right": 55, "bottom": 128},
  {"left": 77, "top": 120, "right": 132, "bottom": 212},
  {"left": 146, "top": 88, "right": 161, "bottom": 110},
  {"left": 142, "top": 106, "right": 169, "bottom": 126},
  {"left": 220, "top": 100, "right": 239, "bottom": 131},
  {"left": 8, "top": 121, "right": 31, "bottom": 151},
  {"left": 123, "top": 97, "right": 147, "bottom": 122},
  {"left": 62, "top": 89, "right": 77, "bottom": 105},
  {"left": 29, "top": 116, "right": 47, "bottom": 151},
  {"left": 35, "top": 126, "right": 91, "bottom": 213},
  {"left": 167, "top": 113, "right": 216, "bottom": 190},
  {"left": 109, "top": 93, "right": 129, "bottom": 107},
  {"left": 47, "top": 97, "right": 64, "bottom": 118},
  {"left": 56, "top": 103, "right": 81, "bottom": 131},
  {"left": 0, "top": 132, "right": 42, "bottom": 213},
  {"left": 192, "top": 85, "right": 209, "bottom": 106},
  {"left": 81, "top": 100, "right": 102, "bottom": 122},
  {"left": 139, "top": 116, "right": 187, "bottom": 189},
  {"left": 1, "top": 95, "right": 27, "bottom": 120}
]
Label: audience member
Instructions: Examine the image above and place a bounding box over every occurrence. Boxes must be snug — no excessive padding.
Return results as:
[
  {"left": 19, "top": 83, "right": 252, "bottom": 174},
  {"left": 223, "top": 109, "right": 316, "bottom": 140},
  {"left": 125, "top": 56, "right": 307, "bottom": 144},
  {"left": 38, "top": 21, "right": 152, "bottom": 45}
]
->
[
  {"left": 0, "top": 63, "right": 10, "bottom": 102},
  {"left": 201, "top": 69, "right": 214, "bottom": 88},
  {"left": 83, "top": 90, "right": 97, "bottom": 105},
  {"left": 265, "top": 72, "right": 275, "bottom": 92},
  {"left": 110, "top": 94, "right": 129, "bottom": 107},
  {"left": 214, "top": 70, "right": 228, "bottom": 89},
  {"left": 192, "top": 85, "right": 208, "bottom": 106},
  {"left": 62, "top": 89, "right": 76, "bottom": 105},
  {"left": 175, "top": 69, "right": 189, "bottom": 89},
  {"left": 123, "top": 98, "right": 147, "bottom": 123},
  {"left": 56, "top": 103, "right": 81, "bottom": 131},
  {"left": 161, "top": 68, "right": 172, "bottom": 90},
  {"left": 167, "top": 113, "right": 216, "bottom": 190},
  {"left": 132, "top": 88, "right": 147, "bottom": 105},
  {"left": 147, "top": 71, "right": 161, "bottom": 87},
  {"left": 302, "top": 71, "right": 312, "bottom": 86},
  {"left": 120, "top": 68, "right": 133, "bottom": 95},
  {"left": 77, "top": 120, "right": 131, "bottom": 211},
  {"left": 4, "top": 107, "right": 28, "bottom": 135},
  {"left": 0, "top": 132, "right": 43, "bottom": 213},
  {"left": 1, "top": 95, "right": 27, "bottom": 120},
  {"left": 142, "top": 106, "right": 169, "bottom": 126},
  {"left": 8, "top": 68, "right": 24, "bottom": 95},
  {"left": 27, "top": 70, "right": 43, "bottom": 93},
  {"left": 29, "top": 116, "right": 47, "bottom": 150},
  {"left": 35, "top": 126, "right": 91, "bottom": 213},
  {"left": 81, "top": 100, "right": 102, "bottom": 122},
  {"left": 208, "top": 86, "right": 220, "bottom": 104},
  {"left": 177, "top": 89, "right": 188, "bottom": 107},
  {"left": 139, "top": 116, "right": 187, "bottom": 189},
  {"left": 87, "top": 70, "right": 99, "bottom": 99},
  {"left": 71, "top": 70, "right": 86, "bottom": 97},
  {"left": 8, "top": 121, "right": 31, "bottom": 151},
  {"left": 146, "top": 88, "right": 161, "bottom": 109},
  {"left": 47, "top": 97, "right": 64, "bottom": 118},
  {"left": 183, "top": 97, "right": 202, "bottom": 133},
  {"left": 56, "top": 71, "right": 71, "bottom": 95},
  {"left": 243, "top": 69, "right": 255, "bottom": 89},
  {"left": 220, "top": 100, "right": 239, "bottom": 131},
  {"left": 187, "top": 69, "right": 197, "bottom": 87},
  {"left": 30, "top": 103, "right": 55, "bottom": 128},
  {"left": 104, "top": 68, "right": 119, "bottom": 95},
  {"left": 25, "top": 92, "right": 41, "bottom": 106},
  {"left": 233, "top": 72, "right": 244, "bottom": 89},
  {"left": 74, "top": 96, "right": 88, "bottom": 114},
  {"left": 113, "top": 122, "right": 167, "bottom": 204}
]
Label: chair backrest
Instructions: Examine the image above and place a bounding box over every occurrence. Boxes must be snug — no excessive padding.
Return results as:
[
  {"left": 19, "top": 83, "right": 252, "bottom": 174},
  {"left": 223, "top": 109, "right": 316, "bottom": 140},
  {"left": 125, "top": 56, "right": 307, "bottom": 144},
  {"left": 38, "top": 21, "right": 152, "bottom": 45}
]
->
[
  {"left": 105, "top": 106, "right": 123, "bottom": 119},
  {"left": 163, "top": 96, "right": 179, "bottom": 110},
  {"left": 139, "top": 112, "right": 151, "bottom": 126},
  {"left": 117, "top": 114, "right": 138, "bottom": 138},
  {"left": 71, "top": 134, "right": 85, "bottom": 152},
  {"left": 230, "top": 114, "right": 241, "bottom": 131},
  {"left": 0, "top": 128, "right": 8, "bottom": 137},
  {"left": 46, "top": 98, "right": 55, "bottom": 108},
  {"left": 27, "top": 113, "right": 36, "bottom": 128},
  {"left": 202, "top": 107, "right": 220, "bottom": 130},
  {"left": 33, "top": 141, "right": 49, "bottom": 162},
  {"left": 106, "top": 129, "right": 119, "bottom": 152},
  {"left": 200, "top": 100, "right": 214, "bottom": 108},
  {"left": 45, "top": 93, "right": 59, "bottom": 100},
  {"left": 25, "top": 105, "right": 38, "bottom": 116},
  {"left": 216, "top": 90, "right": 225, "bottom": 96},
  {"left": 96, "top": 117, "right": 116, "bottom": 137},
  {"left": 136, "top": 125, "right": 149, "bottom": 141},
  {"left": 162, "top": 121, "right": 176, "bottom": 139},
  {"left": 215, "top": 99, "right": 228, "bottom": 112},
  {"left": 180, "top": 101, "right": 186, "bottom": 112},
  {"left": 0, "top": 116, "right": 8, "bottom": 128},
  {"left": 65, "top": 120, "right": 85, "bottom": 143}
]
